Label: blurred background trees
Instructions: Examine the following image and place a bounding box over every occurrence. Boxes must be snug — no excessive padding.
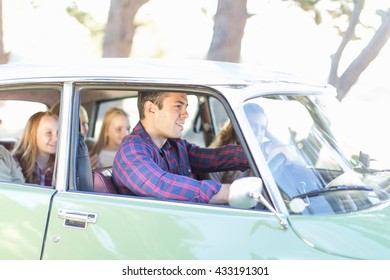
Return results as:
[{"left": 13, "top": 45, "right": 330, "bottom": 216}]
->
[
  {"left": 0, "top": 0, "right": 9, "bottom": 63},
  {"left": 291, "top": 0, "right": 390, "bottom": 100},
  {"left": 206, "top": 0, "right": 249, "bottom": 62},
  {"left": 103, "top": 0, "right": 149, "bottom": 57},
  {"left": 83, "top": 0, "right": 390, "bottom": 100},
  {"left": 1, "top": 0, "right": 390, "bottom": 101}
]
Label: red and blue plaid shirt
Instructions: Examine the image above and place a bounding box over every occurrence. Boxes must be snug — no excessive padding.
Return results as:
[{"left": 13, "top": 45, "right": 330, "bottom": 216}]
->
[{"left": 113, "top": 122, "right": 249, "bottom": 203}]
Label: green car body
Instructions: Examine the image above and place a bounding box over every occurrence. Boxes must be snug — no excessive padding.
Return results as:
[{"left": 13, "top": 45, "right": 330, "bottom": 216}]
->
[{"left": 0, "top": 59, "right": 389, "bottom": 259}]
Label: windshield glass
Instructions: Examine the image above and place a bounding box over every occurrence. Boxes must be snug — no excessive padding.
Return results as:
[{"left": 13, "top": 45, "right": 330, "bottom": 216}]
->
[{"left": 243, "top": 94, "right": 390, "bottom": 215}]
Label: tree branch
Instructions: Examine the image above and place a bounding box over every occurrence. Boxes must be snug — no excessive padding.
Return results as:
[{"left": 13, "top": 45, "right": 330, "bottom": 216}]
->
[
  {"left": 337, "top": 7, "right": 390, "bottom": 99},
  {"left": 328, "top": 0, "right": 364, "bottom": 88}
]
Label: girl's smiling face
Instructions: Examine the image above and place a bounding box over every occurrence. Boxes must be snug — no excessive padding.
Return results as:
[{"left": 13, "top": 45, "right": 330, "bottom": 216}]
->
[
  {"left": 105, "top": 114, "right": 130, "bottom": 150},
  {"left": 36, "top": 115, "right": 58, "bottom": 156}
]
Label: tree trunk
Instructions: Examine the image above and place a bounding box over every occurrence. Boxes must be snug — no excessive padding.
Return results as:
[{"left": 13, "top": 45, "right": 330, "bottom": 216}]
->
[
  {"left": 336, "top": 7, "right": 390, "bottom": 100},
  {"left": 0, "top": 0, "right": 9, "bottom": 64},
  {"left": 328, "top": 0, "right": 364, "bottom": 90},
  {"left": 103, "top": 0, "right": 149, "bottom": 58},
  {"left": 328, "top": 0, "right": 390, "bottom": 101},
  {"left": 207, "top": 0, "right": 249, "bottom": 62}
]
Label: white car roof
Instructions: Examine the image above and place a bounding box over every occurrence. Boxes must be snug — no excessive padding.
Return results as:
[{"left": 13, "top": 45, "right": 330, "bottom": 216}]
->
[{"left": 0, "top": 58, "right": 327, "bottom": 88}]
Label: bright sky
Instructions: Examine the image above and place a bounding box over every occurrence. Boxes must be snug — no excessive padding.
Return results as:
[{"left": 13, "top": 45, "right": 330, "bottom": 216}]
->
[{"left": 2, "top": 0, "right": 390, "bottom": 165}]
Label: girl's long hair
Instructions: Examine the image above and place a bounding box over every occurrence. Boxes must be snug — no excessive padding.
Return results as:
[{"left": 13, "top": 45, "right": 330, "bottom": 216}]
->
[
  {"left": 12, "top": 111, "right": 57, "bottom": 183},
  {"left": 209, "top": 120, "right": 239, "bottom": 148}
]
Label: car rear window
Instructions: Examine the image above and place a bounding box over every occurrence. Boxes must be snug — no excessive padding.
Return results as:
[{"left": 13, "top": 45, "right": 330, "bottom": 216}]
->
[{"left": 0, "top": 100, "right": 47, "bottom": 139}]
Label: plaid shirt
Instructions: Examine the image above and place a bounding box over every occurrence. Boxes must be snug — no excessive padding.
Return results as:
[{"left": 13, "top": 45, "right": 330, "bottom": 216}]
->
[
  {"left": 32, "top": 162, "right": 54, "bottom": 186},
  {"left": 14, "top": 155, "right": 54, "bottom": 186},
  {"left": 113, "top": 122, "right": 249, "bottom": 203}
]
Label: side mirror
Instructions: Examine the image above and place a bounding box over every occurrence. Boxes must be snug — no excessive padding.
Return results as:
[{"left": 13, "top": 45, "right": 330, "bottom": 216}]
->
[
  {"left": 359, "top": 151, "right": 370, "bottom": 168},
  {"left": 229, "top": 177, "right": 288, "bottom": 229},
  {"left": 229, "top": 177, "right": 263, "bottom": 209}
]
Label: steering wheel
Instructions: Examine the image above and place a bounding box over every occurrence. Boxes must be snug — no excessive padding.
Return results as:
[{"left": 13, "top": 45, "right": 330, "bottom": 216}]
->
[
  {"left": 268, "top": 153, "right": 322, "bottom": 198},
  {"left": 267, "top": 153, "right": 287, "bottom": 174}
]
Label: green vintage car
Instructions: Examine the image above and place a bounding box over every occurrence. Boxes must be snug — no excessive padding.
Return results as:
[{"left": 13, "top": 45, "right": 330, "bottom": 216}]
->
[{"left": 0, "top": 59, "right": 389, "bottom": 259}]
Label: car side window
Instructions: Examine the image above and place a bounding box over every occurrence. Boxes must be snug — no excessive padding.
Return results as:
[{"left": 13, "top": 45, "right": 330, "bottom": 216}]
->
[
  {"left": 91, "top": 94, "right": 204, "bottom": 147},
  {"left": 78, "top": 87, "right": 254, "bottom": 208},
  {"left": 0, "top": 87, "right": 60, "bottom": 187},
  {"left": 0, "top": 100, "right": 47, "bottom": 140}
]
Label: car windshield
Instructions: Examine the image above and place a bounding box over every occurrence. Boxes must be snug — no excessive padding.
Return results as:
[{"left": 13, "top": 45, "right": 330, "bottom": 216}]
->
[{"left": 243, "top": 94, "right": 390, "bottom": 215}]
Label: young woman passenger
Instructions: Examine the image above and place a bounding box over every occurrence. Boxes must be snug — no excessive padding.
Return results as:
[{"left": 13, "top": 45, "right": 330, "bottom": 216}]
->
[
  {"left": 90, "top": 107, "right": 130, "bottom": 168},
  {"left": 208, "top": 120, "right": 254, "bottom": 183},
  {"left": 50, "top": 102, "right": 89, "bottom": 136},
  {"left": 13, "top": 111, "right": 58, "bottom": 186}
]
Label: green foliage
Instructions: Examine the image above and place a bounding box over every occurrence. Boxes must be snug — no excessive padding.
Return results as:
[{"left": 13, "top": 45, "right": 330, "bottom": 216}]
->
[
  {"left": 66, "top": 3, "right": 104, "bottom": 37},
  {"left": 327, "top": 0, "right": 353, "bottom": 19},
  {"left": 285, "top": 0, "right": 322, "bottom": 24},
  {"left": 287, "top": 0, "right": 354, "bottom": 26},
  {"left": 286, "top": 0, "right": 384, "bottom": 41}
]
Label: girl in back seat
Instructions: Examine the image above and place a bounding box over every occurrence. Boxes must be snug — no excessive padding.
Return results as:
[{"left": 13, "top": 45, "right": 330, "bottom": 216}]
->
[
  {"left": 90, "top": 107, "right": 130, "bottom": 169},
  {"left": 13, "top": 111, "right": 58, "bottom": 186}
]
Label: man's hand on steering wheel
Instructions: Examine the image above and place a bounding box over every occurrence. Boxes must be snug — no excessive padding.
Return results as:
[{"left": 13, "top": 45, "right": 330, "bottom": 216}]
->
[{"left": 266, "top": 143, "right": 299, "bottom": 164}]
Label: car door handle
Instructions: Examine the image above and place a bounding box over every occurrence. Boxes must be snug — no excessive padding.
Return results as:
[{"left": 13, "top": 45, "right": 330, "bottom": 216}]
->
[{"left": 58, "top": 209, "right": 98, "bottom": 229}]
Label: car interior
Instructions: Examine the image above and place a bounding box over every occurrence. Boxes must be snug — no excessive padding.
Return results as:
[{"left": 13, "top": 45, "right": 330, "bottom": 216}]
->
[{"left": 0, "top": 83, "right": 245, "bottom": 199}]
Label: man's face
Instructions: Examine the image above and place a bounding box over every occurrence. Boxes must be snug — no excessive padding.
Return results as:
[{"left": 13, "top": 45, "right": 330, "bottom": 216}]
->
[
  {"left": 153, "top": 92, "right": 189, "bottom": 139},
  {"left": 249, "top": 113, "right": 267, "bottom": 144}
]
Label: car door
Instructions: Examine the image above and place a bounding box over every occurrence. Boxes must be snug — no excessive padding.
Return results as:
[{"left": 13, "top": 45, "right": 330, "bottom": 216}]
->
[
  {"left": 42, "top": 189, "right": 344, "bottom": 259},
  {"left": 0, "top": 182, "right": 56, "bottom": 259},
  {"left": 0, "top": 92, "right": 58, "bottom": 260},
  {"left": 43, "top": 191, "right": 287, "bottom": 259}
]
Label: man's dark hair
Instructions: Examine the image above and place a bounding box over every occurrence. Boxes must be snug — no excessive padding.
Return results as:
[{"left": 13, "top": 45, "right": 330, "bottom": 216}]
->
[{"left": 137, "top": 91, "right": 170, "bottom": 119}]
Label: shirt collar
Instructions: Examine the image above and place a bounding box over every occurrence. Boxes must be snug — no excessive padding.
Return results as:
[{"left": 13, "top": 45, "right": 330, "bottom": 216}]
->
[{"left": 133, "top": 121, "right": 172, "bottom": 151}]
